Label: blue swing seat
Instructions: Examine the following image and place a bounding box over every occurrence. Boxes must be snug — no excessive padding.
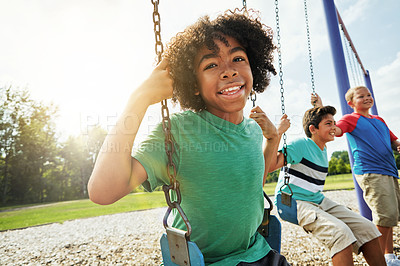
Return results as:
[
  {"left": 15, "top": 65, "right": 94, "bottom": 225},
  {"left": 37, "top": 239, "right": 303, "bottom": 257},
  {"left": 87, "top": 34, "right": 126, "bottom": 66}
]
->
[
  {"left": 160, "top": 232, "right": 204, "bottom": 266},
  {"left": 161, "top": 206, "right": 282, "bottom": 265},
  {"left": 257, "top": 209, "right": 282, "bottom": 253},
  {"left": 161, "top": 216, "right": 282, "bottom": 266},
  {"left": 276, "top": 193, "right": 298, "bottom": 225}
]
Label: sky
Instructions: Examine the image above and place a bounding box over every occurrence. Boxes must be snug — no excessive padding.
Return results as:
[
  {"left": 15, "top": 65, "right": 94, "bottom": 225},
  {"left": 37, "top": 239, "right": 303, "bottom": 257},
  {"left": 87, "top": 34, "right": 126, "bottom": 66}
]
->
[{"left": 1, "top": 0, "right": 399, "bottom": 157}]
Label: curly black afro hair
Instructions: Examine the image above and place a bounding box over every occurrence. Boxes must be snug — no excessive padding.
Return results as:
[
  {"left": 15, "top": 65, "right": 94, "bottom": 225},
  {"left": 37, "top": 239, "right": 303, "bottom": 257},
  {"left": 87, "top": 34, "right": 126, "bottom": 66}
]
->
[{"left": 163, "top": 9, "right": 276, "bottom": 112}]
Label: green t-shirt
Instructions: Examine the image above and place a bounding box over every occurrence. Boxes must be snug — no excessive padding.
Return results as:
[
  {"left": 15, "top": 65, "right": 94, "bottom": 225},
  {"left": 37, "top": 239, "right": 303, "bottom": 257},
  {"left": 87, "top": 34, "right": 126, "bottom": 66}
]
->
[
  {"left": 134, "top": 110, "right": 271, "bottom": 265},
  {"left": 274, "top": 137, "right": 328, "bottom": 204}
]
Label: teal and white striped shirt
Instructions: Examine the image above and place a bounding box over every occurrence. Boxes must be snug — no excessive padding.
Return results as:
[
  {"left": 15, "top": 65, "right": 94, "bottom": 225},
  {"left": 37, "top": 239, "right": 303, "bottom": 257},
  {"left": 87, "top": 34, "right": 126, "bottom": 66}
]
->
[{"left": 274, "top": 137, "right": 328, "bottom": 204}]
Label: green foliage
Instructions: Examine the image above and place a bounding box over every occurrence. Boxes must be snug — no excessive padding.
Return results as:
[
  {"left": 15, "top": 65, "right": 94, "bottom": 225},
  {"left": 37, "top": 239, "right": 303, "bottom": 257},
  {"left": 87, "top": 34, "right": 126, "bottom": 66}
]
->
[
  {"left": 265, "top": 169, "right": 279, "bottom": 183},
  {"left": 0, "top": 86, "right": 107, "bottom": 205},
  {"left": 394, "top": 150, "right": 400, "bottom": 169},
  {"left": 331, "top": 150, "right": 350, "bottom": 164},
  {"left": 328, "top": 150, "right": 351, "bottom": 175}
]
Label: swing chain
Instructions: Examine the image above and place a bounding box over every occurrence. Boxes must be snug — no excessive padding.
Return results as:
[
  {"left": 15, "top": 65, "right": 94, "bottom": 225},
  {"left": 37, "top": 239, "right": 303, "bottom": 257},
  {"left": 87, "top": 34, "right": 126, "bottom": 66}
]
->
[
  {"left": 242, "top": 0, "right": 249, "bottom": 17},
  {"left": 151, "top": 0, "right": 178, "bottom": 192},
  {"left": 151, "top": 0, "right": 164, "bottom": 64},
  {"left": 274, "top": 0, "right": 291, "bottom": 190},
  {"left": 151, "top": 1, "right": 194, "bottom": 243},
  {"left": 250, "top": 91, "right": 257, "bottom": 108},
  {"left": 152, "top": 1, "right": 176, "bottom": 188},
  {"left": 274, "top": 0, "right": 288, "bottom": 164},
  {"left": 303, "top": 0, "right": 315, "bottom": 96}
]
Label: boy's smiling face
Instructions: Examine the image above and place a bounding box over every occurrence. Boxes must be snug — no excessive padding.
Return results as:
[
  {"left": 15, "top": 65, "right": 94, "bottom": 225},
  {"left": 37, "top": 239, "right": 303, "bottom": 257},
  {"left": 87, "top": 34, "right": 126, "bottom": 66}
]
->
[
  {"left": 194, "top": 35, "right": 253, "bottom": 124},
  {"left": 310, "top": 114, "right": 336, "bottom": 149},
  {"left": 348, "top": 87, "right": 374, "bottom": 113}
]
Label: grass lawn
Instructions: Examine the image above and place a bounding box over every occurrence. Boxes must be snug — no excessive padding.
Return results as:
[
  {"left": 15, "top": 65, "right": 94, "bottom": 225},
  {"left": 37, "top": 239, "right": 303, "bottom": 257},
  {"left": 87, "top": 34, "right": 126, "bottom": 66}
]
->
[
  {"left": 263, "top": 173, "right": 355, "bottom": 195},
  {"left": 0, "top": 192, "right": 167, "bottom": 231},
  {"left": 1, "top": 174, "right": 355, "bottom": 231}
]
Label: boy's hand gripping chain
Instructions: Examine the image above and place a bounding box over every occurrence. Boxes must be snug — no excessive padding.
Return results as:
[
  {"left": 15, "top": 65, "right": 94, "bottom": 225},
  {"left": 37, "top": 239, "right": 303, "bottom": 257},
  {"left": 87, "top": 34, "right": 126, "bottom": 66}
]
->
[{"left": 152, "top": 1, "right": 195, "bottom": 265}]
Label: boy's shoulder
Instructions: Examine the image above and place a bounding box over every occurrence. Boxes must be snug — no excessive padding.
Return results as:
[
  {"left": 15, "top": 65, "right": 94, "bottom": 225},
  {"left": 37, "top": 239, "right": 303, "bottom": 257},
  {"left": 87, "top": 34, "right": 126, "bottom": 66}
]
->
[
  {"left": 370, "top": 114, "right": 387, "bottom": 124},
  {"left": 340, "top": 112, "right": 360, "bottom": 120},
  {"left": 289, "top": 137, "right": 310, "bottom": 146},
  {"left": 171, "top": 110, "right": 196, "bottom": 119},
  {"left": 337, "top": 113, "right": 360, "bottom": 129},
  {"left": 339, "top": 112, "right": 386, "bottom": 124},
  {"left": 287, "top": 137, "right": 312, "bottom": 151}
]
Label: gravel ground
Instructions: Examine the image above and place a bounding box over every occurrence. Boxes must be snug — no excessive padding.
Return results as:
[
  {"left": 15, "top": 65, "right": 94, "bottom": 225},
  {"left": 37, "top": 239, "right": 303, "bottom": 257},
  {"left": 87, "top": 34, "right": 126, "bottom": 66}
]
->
[{"left": 1, "top": 190, "right": 399, "bottom": 265}]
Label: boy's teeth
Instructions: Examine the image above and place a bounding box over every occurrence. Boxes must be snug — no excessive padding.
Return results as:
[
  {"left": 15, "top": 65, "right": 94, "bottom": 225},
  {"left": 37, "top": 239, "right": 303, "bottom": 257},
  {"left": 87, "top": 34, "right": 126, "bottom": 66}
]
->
[{"left": 218, "top": 86, "right": 241, "bottom": 94}]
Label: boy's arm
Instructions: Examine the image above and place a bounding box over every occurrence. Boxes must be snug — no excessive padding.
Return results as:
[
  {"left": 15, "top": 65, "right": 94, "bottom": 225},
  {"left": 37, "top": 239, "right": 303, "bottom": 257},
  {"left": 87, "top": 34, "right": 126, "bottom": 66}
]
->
[
  {"left": 88, "top": 59, "right": 173, "bottom": 205},
  {"left": 268, "top": 115, "right": 288, "bottom": 173},
  {"left": 392, "top": 139, "right": 400, "bottom": 153},
  {"left": 311, "top": 93, "right": 344, "bottom": 136},
  {"left": 250, "top": 108, "right": 290, "bottom": 184}
]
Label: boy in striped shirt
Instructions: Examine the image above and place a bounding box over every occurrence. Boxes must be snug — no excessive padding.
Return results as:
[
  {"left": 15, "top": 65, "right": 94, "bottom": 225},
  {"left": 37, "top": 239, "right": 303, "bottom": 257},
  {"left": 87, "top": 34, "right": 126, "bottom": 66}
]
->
[{"left": 269, "top": 105, "right": 385, "bottom": 266}]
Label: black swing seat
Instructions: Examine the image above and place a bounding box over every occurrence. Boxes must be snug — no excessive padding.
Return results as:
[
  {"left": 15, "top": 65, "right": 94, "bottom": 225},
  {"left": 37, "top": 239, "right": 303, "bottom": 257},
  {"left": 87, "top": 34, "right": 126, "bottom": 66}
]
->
[{"left": 257, "top": 192, "right": 282, "bottom": 253}]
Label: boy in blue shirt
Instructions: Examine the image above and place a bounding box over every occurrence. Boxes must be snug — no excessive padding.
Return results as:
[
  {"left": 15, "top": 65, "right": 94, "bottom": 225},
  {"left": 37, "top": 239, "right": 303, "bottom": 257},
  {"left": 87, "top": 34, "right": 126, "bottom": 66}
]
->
[
  {"left": 88, "top": 10, "right": 290, "bottom": 265},
  {"left": 269, "top": 105, "right": 385, "bottom": 266},
  {"left": 314, "top": 86, "right": 400, "bottom": 265}
]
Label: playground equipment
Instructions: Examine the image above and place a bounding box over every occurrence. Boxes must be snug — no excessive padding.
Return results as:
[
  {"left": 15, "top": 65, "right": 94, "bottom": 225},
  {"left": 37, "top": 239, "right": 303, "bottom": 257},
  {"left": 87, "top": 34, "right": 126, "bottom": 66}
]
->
[
  {"left": 150, "top": 1, "right": 282, "bottom": 265},
  {"left": 322, "top": 0, "right": 376, "bottom": 220}
]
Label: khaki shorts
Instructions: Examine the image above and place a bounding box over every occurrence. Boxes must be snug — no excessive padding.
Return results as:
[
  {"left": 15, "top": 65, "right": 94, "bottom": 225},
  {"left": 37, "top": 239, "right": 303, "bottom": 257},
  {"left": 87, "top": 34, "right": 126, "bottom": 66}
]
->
[
  {"left": 355, "top": 173, "right": 400, "bottom": 227},
  {"left": 296, "top": 197, "right": 381, "bottom": 258}
]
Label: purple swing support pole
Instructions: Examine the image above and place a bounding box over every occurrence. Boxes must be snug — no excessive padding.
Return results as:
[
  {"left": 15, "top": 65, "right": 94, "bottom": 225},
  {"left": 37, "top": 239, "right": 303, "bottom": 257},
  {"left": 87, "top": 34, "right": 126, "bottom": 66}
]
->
[{"left": 322, "top": 0, "right": 372, "bottom": 220}]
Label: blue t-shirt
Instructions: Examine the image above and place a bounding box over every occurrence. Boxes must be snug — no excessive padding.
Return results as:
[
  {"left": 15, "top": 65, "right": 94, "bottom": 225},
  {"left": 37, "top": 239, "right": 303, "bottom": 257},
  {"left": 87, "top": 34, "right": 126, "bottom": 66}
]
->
[
  {"left": 133, "top": 110, "right": 271, "bottom": 265},
  {"left": 337, "top": 113, "right": 398, "bottom": 177},
  {"left": 275, "top": 137, "right": 328, "bottom": 204}
]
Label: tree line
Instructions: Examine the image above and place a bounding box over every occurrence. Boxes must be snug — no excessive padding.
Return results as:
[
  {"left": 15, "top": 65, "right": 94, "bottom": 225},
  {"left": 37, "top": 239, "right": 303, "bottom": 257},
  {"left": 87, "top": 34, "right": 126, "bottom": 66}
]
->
[
  {"left": 265, "top": 150, "right": 400, "bottom": 183},
  {"left": 0, "top": 86, "right": 106, "bottom": 205},
  {"left": 1, "top": 86, "right": 399, "bottom": 205}
]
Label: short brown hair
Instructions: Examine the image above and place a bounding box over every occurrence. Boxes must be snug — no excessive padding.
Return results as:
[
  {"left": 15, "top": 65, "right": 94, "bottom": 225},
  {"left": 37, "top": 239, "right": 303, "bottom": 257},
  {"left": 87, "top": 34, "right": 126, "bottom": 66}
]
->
[
  {"left": 303, "top": 106, "right": 336, "bottom": 138},
  {"left": 345, "top": 86, "right": 368, "bottom": 103}
]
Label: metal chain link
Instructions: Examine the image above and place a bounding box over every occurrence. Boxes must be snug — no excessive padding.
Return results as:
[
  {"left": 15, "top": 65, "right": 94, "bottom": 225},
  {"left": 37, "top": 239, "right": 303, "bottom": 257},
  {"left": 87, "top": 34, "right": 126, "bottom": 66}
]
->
[
  {"left": 303, "top": 0, "right": 316, "bottom": 96},
  {"left": 151, "top": 0, "right": 163, "bottom": 64},
  {"left": 151, "top": 0, "right": 179, "bottom": 198},
  {"left": 242, "top": 0, "right": 249, "bottom": 17},
  {"left": 151, "top": 0, "right": 193, "bottom": 239},
  {"left": 274, "top": 0, "right": 288, "bottom": 173},
  {"left": 274, "top": 0, "right": 291, "bottom": 190},
  {"left": 250, "top": 91, "right": 256, "bottom": 107}
]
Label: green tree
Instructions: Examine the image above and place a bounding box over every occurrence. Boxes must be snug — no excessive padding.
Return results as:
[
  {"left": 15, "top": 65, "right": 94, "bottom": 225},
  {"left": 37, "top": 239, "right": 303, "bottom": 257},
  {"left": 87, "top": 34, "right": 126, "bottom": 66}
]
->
[
  {"left": 394, "top": 150, "right": 400, "bottom": 170},
  {"left": 265, "top": 169, "right": 279, "bottom": 183},
  {"left": 331, "top": 150, "right": 350, "bottom": 164},
  {"left": 0, "top": 86, "right": 30, "bottom": 204},
  {"left": 59, "top": 125, "right": 106, "bottom": 200},
  {"left": 328, "top": 157, "right": 338, "bottom": 175},
  {"left": 328, "top": 150, "right": 351, "bottom": 175},
  {"left": 10, "top": 100, "right": 59, "bottom": 203},
  {"left": 0, "top": 86, "right": 60, "bottom": 204}
]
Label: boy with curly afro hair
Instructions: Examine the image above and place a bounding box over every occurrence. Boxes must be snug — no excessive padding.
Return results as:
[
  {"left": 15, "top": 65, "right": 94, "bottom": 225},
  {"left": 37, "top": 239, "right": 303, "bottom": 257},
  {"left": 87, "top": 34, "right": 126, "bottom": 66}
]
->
[
  {"left": 88, "top": 9, "right": 290, "bottom": 265},
  {"left": 164, "top": 11, "right": 276, "bottom": 112}
]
